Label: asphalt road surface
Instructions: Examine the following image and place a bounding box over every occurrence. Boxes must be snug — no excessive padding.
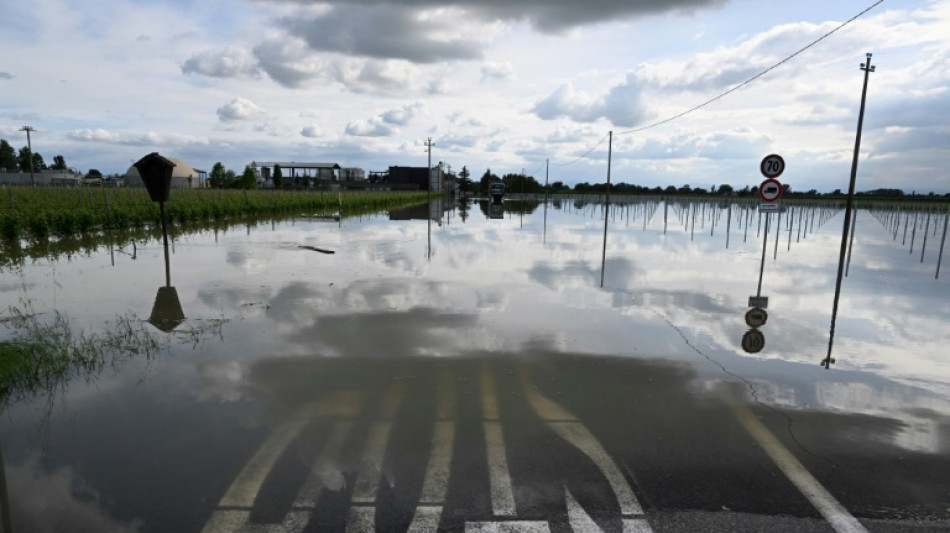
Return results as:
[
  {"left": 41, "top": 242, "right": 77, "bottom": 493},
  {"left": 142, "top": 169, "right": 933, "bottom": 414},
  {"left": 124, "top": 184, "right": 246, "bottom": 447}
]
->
[{"left": 193, "top": 353, "right": 950, "bottom": 532}]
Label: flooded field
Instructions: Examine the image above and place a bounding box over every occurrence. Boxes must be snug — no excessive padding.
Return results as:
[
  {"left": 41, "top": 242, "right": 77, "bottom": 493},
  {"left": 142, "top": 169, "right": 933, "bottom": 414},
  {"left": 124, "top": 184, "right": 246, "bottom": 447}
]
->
[{"left": 1, "top": 197, "right": 949, "bottom": 532}]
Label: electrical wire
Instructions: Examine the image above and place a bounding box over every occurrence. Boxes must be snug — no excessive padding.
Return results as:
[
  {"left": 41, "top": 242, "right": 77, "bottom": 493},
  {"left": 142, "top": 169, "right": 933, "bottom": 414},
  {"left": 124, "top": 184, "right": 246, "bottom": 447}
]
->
[{"left": 543, "top": 0, "right": 885, "bottom": 170}]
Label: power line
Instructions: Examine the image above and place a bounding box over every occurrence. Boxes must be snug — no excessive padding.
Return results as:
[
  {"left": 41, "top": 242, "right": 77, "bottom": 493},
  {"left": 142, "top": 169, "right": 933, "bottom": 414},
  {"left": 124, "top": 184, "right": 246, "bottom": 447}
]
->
[
  {"left": 546, "top": 0, "right": 885, "bottom": 170},
  {"left": 615, "top": 0, "right": 885, "bottom": 137},
  {"left": 552, "top": 132, "right": 611, "bottom": 167}
]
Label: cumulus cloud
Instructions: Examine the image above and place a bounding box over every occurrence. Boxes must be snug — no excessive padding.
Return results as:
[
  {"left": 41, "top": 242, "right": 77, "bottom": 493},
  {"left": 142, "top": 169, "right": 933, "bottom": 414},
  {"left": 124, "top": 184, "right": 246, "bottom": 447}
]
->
[
  {"left": 481, "top": 61, "right": 513, "bottom": 82},
  {"left": 252, "top": 38, "right": 328, "bottom": 88},
  {"left": 635, "top": 20, "right": 851, "bottom": 93},
  {"left": 345, "top": 102, "right": 424, "bottom": 137},
  {"left": 345, "top": 118, "right": 398, "bottom": 137},
  {"left": 216, "top": 97, "right": 264, "bottom": 122},
  {"left": 182, "top": 46, "right": 261, "bottom": 79},
  {"left": 331, "top": 58, "right": 417, "bottom": 94},
  {"left": 0, "top": 71, "right": 14, "bottom": 80},
  {"left": 251, "top": 38, "right": 417, "bottom": 94},
  {"left": 380, "top": 101, "right": 425, "bottom": 125},
  {"left": 67, "top": 129, "right": 121, "bottom": 142},
  {"left": 301, "top": 125, "right": 322, "bottom": 137},
  {"left": 533, "top": 73, "right": 648, "bottom": 127},
  {"left": 67, "top": 129, "right": 210, "bottom": 147}
]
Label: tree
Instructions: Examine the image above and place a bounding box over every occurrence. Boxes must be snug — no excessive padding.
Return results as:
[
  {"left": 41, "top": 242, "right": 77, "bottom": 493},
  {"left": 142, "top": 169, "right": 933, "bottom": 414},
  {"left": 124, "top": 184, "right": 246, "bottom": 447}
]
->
[
  {"left": 85, "top": 169, "right": 103, "bottom": 179},
  {"left": 479, "top": 168, "right": 498, "bottom": 193},
  {"left": 17, "top": 146, "right": 33, "bottom": 173},
  {"left": 239, "top": 165, "right": 257, "bottom": 189},
  {"left": 457, "top": 165, "right": 472, "bottom": 193},
  {"left": 272, "top": 164, "right": 283, "bottom": 189},
  {"left": 0, "top": 140, "right": 16, "bottom": 171},
  {"left": 209, "top": 162, "right": 227, "bottom": 188},
  {"left": 717, "top": 183, "right": 734, "bottom": 196},
  {"left": 32, "top": 152, "right": 46, "bottom": 171},
  {"left": 224, "top": 169, "right": 237, "bottom": 188},
  {"left": 51, "top": 155, "right": 67, "bottom": 171}
]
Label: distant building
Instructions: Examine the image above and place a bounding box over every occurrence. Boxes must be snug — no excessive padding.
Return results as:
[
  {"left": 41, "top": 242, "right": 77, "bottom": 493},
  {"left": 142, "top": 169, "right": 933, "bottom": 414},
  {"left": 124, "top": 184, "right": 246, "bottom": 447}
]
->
[
  {"left": 386, "top": 165, "right": 445, "bottom": 191},
  {"left": 0, "top": 169, "right": 83, "bottom": 186},
  {"left": 124, "top": 157, "right": 206, "bottom": 189},
  {"left": 252, "top": 161, "right": 341, "bottom": 188},
  {"left": 340, "top": 167, "right": 366, "bottom": 181}
]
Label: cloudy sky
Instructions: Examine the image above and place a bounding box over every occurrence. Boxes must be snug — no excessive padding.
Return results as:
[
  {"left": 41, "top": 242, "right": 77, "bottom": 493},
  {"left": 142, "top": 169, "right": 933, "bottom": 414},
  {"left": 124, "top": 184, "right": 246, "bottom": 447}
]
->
[{"left": 2, "top": 0, "right": 949, "bottom": 192}]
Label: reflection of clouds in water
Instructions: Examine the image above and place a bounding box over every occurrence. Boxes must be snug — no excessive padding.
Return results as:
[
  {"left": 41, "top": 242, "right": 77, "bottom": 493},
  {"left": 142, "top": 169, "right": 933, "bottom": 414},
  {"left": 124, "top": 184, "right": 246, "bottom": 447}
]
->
[
  {"left": 747, "top": 378, "right": 950, "bottom": 454},
  {"left": 195, "top": 359, "right": 247, "bottom": 402},
  {"left": 8, "top": 454, "right": 141, "bottom": 533},
  {"left": 225, "top": 248, "right": 270, "bottom": 275},
  {"left": 528, "top": 257, "right": 638, "bottom": 289},
  {"left": 288, "top": 307, "right": 479, "bottom": 357}
]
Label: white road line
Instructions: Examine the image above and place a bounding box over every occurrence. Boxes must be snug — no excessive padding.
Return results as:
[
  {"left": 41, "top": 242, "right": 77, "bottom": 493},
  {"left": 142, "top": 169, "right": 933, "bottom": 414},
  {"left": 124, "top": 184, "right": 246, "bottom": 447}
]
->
[
  {"left": 547, "top": 422, "right": 643, "bottom": 517},
  {"left": 271, "top": 421, "right": 355, "bottom": 533},
  {"left": 464, "top": 521, "right": 552, "bottom": 532},
  {"left": 351, "top": 421, "right": 394, "bottom": 504},
  {"left": 480, "top": 364, "right": 517, "bottom": 517},
  {"left": 345, "top": 377, "right": 407, "bottom": 531},
  {"left": 203, "top": 391, "right": 365, "bottom": 533},
  {"left": 520, "top": 369, "right": 647, "bottom": 520},
  {"left": 480, "top": 364, "right": 500, "bottom": 420},
  {"left": 379, "top": 379, "right": 407, "bottom": 420},
  {"left": 407, "top": 367, "right": 457, "bottom": 532},
  {"left": 344, "top": 506, "right": 376, "bottom": 533},
  {"left": 484, "top": 421, "right": 517, "bottom": 517},
  {"left": 436, "top": 364, "right": 456, "bottom": 420},
  {"left": 202, "top": 419, "right": 308, "bottom": 533},
  {"left": 726, "top": 394, "right": 869, "bottom": 533},
  {"left": 565, "top": 488, "right": 653, "bottom": 533},
  {"left": 417, "top": 420, "right": 456, "bottom": 504}
]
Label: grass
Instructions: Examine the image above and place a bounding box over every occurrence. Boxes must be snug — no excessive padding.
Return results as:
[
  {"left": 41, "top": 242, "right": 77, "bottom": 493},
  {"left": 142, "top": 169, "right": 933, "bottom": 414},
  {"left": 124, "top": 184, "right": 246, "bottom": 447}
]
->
[
  {"left": 0, "top": 186, "right": 430, "bottom": 241},
  {"left": 0, "top": 300, "right": 225, "bottom": 409}
]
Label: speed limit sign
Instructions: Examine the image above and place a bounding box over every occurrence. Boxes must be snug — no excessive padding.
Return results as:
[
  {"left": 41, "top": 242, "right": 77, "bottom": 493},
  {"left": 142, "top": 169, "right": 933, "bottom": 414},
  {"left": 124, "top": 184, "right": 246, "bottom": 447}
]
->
[{"left": 760, "top": 154, "right": 785, "bottom": 178}]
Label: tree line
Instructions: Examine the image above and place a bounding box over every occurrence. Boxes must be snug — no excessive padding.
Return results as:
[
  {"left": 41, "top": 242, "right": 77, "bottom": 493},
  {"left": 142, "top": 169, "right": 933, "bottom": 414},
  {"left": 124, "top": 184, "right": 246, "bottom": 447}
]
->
[{"left": 449, "top": 165, "right": 950, "bottom": 198}]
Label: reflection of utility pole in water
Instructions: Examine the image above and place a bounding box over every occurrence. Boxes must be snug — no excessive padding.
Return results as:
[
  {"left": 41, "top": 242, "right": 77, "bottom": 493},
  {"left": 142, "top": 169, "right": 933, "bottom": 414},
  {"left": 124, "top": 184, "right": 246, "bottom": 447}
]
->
[
  {"left": 0, "top": 409, "right": 12, "bottom": 533},
  {"left": 757, "top": 214, "right": 770, "bottom": 297},
  {"left": 825, "top": 53, "right": 875, "bottom": 370},
  {"left": 600, "top": 131, "right": 613, "bottom": 288},
  {"left": 543, "top": 159, "right": 549, "bottom": 244}
]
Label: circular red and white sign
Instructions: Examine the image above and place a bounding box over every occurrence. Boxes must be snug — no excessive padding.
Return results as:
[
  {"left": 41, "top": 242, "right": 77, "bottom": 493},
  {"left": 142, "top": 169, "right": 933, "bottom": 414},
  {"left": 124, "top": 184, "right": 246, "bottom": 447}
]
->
[
  {"left": 745, "top": 307, "right": 768, "bottom": 328},
  {"left": 760, "top": 154, "right": 785, "bottom": 178},
  {"left": 742, "top": 329, "right": 766, "bottom": 353},
  {"left": 759, "top": 178, "right": 783, "bottom": 202}
]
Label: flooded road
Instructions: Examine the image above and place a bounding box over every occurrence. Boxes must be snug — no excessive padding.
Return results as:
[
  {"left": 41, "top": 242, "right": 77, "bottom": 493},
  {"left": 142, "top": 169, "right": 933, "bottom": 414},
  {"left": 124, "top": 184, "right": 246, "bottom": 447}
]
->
[{"left": 1, "top": 197, "right": 949, "bottom": 532}]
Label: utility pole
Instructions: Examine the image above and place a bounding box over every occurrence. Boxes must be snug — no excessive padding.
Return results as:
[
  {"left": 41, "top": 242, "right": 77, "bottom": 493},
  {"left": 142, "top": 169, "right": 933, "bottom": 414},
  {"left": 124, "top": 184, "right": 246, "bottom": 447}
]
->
[
  {"left": 424, "top": 137, "right": 435, "bottom": 199},
  {"left": 20, "top": 126, "right": 35, "bottom": 186},
  {"left": 824, "top": 53, "right": 875, "bottom": 370}
]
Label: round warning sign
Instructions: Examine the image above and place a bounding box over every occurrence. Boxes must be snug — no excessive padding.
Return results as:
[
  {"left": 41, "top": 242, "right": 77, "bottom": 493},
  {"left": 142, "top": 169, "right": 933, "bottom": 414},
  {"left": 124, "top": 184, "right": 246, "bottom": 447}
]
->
[
  {"left": 745, "top": 307, "right": 768, "bottom": 328},
  {"left": 741, "top": 329, "right": 766, "bottom": 354},
  {"left": 759, "top": 178, "right": 783, "bottom": 202},
  {"left": 760, "top": 154, "right": 785, "bottom": 178}
]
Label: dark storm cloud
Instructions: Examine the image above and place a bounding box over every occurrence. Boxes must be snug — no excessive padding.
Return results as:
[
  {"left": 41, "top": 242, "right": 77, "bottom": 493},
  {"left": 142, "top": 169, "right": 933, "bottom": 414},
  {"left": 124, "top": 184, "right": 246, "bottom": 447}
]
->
[
  {"left": 261, "top": 0, "right": 725, "bottom": 63},
  {"left": 279, "top": 4, "right": 484, "bottom": 63},
  {"left": 265, "top": 0, "right": 726, "bottom": 34}
]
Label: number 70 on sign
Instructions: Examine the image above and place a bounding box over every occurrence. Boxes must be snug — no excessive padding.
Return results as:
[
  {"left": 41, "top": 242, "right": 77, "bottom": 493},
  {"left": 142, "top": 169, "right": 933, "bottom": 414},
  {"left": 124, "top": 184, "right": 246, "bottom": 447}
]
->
[{"left": 760, "top": 154, "right": 785, "bottom": 178}]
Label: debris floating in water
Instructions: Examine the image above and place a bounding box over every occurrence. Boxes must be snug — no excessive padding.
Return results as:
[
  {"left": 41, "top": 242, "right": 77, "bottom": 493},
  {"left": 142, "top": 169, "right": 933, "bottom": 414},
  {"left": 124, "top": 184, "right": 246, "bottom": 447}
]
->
[{"left": 298, "top": 245, "right": 335, "bottom": 254}]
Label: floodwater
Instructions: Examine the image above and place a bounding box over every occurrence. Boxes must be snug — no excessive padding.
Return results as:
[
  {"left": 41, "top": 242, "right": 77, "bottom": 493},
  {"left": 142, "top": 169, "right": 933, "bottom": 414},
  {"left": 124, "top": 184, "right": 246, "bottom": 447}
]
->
[{"left": 1, "top": 197, "right": 949, "bottom": 532}]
